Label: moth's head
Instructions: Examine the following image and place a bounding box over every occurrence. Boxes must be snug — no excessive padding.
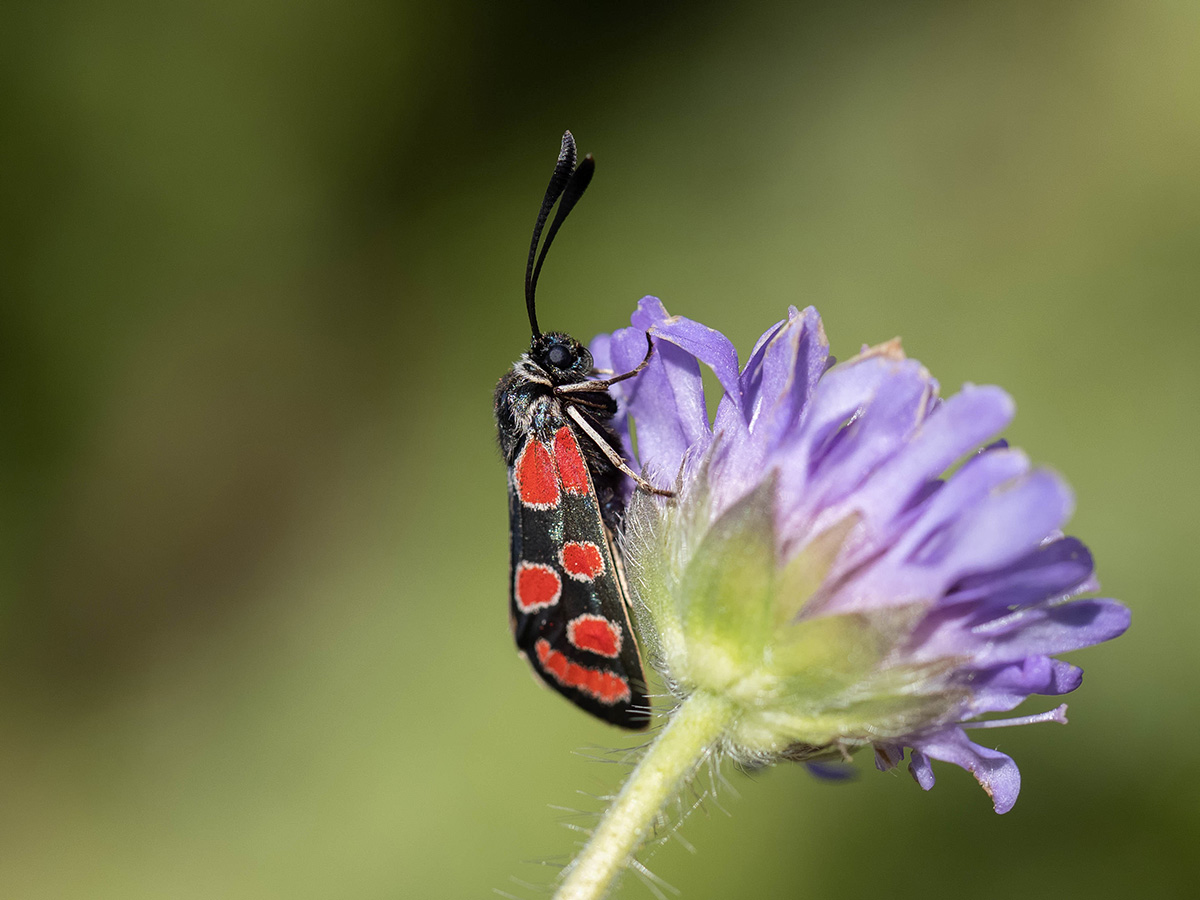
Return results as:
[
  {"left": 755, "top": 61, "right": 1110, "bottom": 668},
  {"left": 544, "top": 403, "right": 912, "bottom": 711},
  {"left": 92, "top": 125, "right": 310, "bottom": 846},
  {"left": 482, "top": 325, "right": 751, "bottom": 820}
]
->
[{"left": 530, "top": 331, "right": 593, "bottom": 381}]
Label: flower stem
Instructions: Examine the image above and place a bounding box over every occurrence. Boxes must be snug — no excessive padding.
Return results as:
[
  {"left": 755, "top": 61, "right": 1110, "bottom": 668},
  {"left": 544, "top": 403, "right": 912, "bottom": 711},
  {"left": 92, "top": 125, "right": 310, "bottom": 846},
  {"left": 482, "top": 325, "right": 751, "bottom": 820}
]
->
[{"left": 555, "top": 692, "right": 735, "bottom": 900}]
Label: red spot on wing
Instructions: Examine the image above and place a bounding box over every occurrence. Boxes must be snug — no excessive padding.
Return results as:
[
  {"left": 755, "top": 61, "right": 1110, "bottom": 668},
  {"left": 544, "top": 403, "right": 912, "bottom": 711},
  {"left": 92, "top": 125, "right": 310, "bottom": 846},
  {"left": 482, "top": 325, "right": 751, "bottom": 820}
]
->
[
  {"left": 515, "top": 440, "right": 559, "bottom": 508},
  {"left": 567, "top": 614, "right": 623, "bottom": 658},
  {"left": 553, "top": 426, "right": 590, "bottom": 496},
  {"left": 514, "top": 562, "right": 561, "bottom": 612},
  {"left": 535, "top": 639, "right": 631, "bottom": 705},
  {"left": 560, "top": 541, "right": 605, "bottom": 581}
]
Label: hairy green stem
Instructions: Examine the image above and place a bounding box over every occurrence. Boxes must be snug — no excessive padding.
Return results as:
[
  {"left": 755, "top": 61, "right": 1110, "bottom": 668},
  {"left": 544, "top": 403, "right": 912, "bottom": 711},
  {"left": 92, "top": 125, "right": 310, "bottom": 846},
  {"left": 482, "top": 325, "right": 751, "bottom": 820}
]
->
[{"left": 555, "top": 692, "right": 735, "bottom": 900}]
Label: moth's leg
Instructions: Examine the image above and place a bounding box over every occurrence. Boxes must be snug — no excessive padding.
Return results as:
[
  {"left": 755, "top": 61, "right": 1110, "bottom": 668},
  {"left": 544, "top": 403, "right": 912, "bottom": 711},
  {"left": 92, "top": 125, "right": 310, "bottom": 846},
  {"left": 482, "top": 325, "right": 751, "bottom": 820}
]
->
[
  {"left": 565, "top": 405, "right": 675, "bottom": 497},
  {"left": 559, "top": 391, "right": 611, "bottom": 412}
]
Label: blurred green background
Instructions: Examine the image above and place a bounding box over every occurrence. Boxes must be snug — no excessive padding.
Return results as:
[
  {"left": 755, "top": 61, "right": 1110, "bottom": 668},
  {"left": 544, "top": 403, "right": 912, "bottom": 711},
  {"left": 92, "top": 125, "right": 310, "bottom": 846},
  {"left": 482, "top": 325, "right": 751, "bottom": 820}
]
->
[{"left": 1, "top": 1, "right": 1195, "bottom": 898}]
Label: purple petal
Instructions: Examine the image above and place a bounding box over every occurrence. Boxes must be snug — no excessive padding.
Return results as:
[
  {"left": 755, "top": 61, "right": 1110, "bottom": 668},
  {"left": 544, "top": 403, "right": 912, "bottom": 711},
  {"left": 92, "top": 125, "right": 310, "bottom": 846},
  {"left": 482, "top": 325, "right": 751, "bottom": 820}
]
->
[
  {"left": 775, "top": 353, "right": 933, "bottom": 541},
  {"left": 610, "top": 297, "right": 709, "bottom": 479},
  {"left": 944, "top": 536, "right": 1097, "bottom": 611},
  {"left": 590, "top": 332, "right": 613, "bottom": 372},
  {"left": 742, "top": 313, "right": 790, "bottom": 384},
  {"left": 966, "top": 598, "right": 1132, "bottom": 666},
  {"left": 837, "top": 468, "right": 1075, "bottom": 613},
  {"left": 588, "top": 332, "right": 633, "bottom": 461},
  {"left": 962, "top": 657, "right": 1085, "bottom": 714},
  {"left": 705, "top": 396, "right": 758, "bottom": 515},
  {"left": 645, "top": 312, "right": 763, "bottom": 515},
  {"left": 920, "top": 470, "right": 1075, "bottom": 579},
  {"left": 908, "top": 727, "right": 1022, "bottom": 813},
  {"left": 824, "top": 449, "right": 1033, "bottom": 611},
  {"left": 651, "top": 313, "right": 744, "bottom": 414},
  {"left": 798, "top": 364, "right": 936, "bottom": 517},
  {"left": 849, "top": 385, "right": 1015, "bottom": 532},
  {"left": 908, "top": 747, "right": 936, "bottom": 790},
  {"left": 888, "top": 449, "right": 1033, "bottom": 563},
  {"left": 908, "top": 596, "right": 1129, "bottom": 669},
  {"left": 742, "top": 306, "right": 830, "bottom": 450}
]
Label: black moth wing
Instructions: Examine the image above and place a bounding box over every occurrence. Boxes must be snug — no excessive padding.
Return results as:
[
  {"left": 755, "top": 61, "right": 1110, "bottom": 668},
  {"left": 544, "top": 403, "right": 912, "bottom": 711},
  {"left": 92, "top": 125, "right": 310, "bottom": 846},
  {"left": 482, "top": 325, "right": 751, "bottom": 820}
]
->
[{"left": 507, "top": 414, "right": 650, "bottom": 729}]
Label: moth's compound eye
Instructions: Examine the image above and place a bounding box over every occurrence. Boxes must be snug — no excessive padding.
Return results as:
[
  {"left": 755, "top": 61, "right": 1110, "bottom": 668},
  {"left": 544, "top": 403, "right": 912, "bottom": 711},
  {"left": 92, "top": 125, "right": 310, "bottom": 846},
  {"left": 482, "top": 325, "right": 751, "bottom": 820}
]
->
[{"left": 547, "top": 343, "right": 574, "bottom": 368}]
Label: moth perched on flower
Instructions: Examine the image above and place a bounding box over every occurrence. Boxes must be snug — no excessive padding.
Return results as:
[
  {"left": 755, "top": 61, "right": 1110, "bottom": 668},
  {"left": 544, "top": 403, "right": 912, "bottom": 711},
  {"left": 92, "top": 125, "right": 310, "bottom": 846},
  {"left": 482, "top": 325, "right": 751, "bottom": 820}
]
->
[
  {"left": 553, "top": 298, "right": 1129, "bottom": 900},
  {"left": 495, "top": 133, "right": 672, "bottom": 730}
]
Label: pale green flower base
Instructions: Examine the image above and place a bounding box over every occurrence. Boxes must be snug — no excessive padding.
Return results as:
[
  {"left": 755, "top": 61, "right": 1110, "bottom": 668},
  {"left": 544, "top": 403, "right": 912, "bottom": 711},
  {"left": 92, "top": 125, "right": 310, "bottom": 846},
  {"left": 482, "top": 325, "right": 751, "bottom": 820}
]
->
[{"left": 555, "top": 692, "right": 735, "bottom": 900}]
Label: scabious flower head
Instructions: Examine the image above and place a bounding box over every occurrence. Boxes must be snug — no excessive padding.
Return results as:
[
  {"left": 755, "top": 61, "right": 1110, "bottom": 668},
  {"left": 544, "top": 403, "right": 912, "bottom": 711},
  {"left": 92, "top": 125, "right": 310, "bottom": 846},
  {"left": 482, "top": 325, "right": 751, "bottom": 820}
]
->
[{"left": 591, "top": 297, "right": 1129, "bottom": 814}]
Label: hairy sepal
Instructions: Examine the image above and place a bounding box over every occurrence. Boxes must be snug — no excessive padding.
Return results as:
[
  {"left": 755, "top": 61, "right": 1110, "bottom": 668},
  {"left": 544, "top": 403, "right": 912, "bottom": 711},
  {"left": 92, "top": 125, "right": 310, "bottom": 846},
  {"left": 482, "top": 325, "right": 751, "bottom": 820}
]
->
[{"left": 624, "top": 464, "right": 969, "bottom": 759}]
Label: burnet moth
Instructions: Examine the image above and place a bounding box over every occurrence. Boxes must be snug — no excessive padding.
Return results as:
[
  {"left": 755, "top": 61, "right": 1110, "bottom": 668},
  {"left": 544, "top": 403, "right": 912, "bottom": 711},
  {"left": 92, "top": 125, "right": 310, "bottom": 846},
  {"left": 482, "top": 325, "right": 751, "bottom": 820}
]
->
[{"left": 494, "top": 132, "right": 672, "bottom": 729}]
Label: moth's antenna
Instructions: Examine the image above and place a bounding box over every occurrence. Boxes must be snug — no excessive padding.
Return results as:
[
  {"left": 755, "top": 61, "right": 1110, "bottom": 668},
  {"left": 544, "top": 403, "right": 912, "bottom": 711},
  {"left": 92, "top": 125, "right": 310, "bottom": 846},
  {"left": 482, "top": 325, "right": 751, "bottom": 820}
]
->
[
  {"left": 530, "top": 156, "right": 594, "bottom": 320},
  {"left": 525, "top": 131, "right": 594, "bottom": 338}
]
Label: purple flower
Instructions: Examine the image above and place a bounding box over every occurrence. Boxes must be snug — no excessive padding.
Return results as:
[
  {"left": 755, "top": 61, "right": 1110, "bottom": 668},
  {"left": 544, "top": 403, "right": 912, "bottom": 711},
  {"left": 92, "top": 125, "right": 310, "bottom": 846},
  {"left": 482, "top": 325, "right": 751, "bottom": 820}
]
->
[{"left": 591, "top": 297, "right": 1129, "bottom": 814}]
